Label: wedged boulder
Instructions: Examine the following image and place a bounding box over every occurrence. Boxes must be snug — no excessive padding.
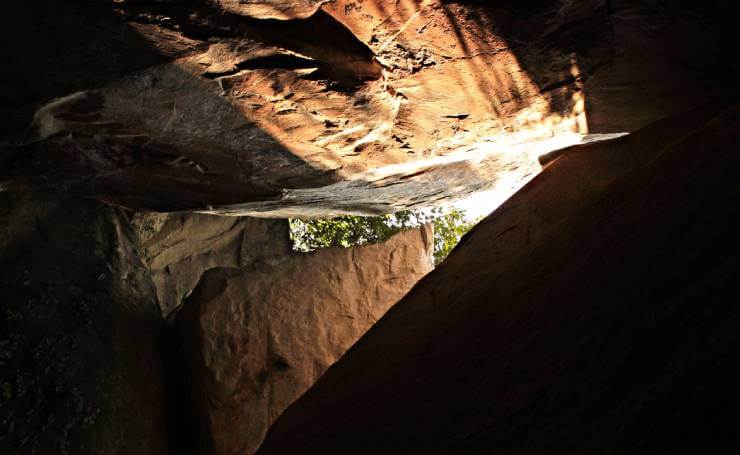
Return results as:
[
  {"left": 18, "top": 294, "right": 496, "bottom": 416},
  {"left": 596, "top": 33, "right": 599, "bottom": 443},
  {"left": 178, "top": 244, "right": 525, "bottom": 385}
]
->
[
  {"left": 0, "top": 193, "right": 168, "bottom": 454},
  {"left": 132, "top": 213, "right": 292, "bottom": 316},
  {"left": 174, "top": 226, "right": 434, "bottom": 454},
  {"left": 258, "top": 101, "right": 740, "bottom": 454},
  {"left": 3, "top": 1, "right": 736, "bottom": 216}
]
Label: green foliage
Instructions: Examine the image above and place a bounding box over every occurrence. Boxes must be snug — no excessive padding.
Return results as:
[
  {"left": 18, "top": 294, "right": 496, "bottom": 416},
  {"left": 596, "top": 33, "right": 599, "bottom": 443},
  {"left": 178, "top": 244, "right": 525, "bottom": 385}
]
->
[
  {"left": 289, "top": 208, "right": 479, "bottom": 265},
  {"left": 430, "top": 208, "right": 479, "bottom": 265}
]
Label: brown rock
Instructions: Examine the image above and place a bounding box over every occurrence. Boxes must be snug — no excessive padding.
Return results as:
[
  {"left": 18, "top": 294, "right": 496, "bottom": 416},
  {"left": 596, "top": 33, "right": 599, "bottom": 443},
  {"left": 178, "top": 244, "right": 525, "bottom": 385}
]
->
[
  {"left": 258, "top": 100, "right": 740, "bottom": 454},
  {"left": 132, "top": 213, "right": 292, "bottom": 316},
  {"left": 210, "top": 0, "right": 329, "bottom": 20},
  {"left": 4, "top": 1, "right": 736, "bottom": 216},
  {"left": 175, "top": 226, "right": 434, "bottom": 454}
]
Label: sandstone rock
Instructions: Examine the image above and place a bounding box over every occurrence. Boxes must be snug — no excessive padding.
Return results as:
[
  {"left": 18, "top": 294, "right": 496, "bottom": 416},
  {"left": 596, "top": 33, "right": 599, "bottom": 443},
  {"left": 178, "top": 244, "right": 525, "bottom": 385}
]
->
[
  {"left": 174, "top": 226, "right": 434, "bottom": 454},
  {"left": 210, "top": 0, "right": 330, "bottom": 20},
  {"left": 3, "top": 1, "right": 736, "bottom": 216},
  {"left": 0, "top": 193, "right": 168, "bottom": 454},
  {"left": 132, "top": 213, "right": 292, "bottom": 316},
  {"left": 258, "top": 100, "right": 740, "bottom": 454}
]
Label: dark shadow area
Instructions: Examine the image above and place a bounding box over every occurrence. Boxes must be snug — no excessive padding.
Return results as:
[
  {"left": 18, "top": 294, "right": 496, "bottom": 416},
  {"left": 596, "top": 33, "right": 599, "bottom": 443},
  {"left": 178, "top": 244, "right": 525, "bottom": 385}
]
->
[
  {"left": 162, "top": 315, "right": 212, "bottom": 455},
  {"left": 0, "top": 191, "right": 169, "bottom": 453},
  {"left": 0, "top": 0, "right": 204, "bottom": 142}
]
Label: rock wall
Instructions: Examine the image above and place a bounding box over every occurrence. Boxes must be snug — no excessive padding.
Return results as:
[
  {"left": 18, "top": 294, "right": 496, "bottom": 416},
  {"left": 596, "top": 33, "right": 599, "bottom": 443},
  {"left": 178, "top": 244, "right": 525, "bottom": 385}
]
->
[
  {"left": 0, "top": 193, "right": 168, "bottom": 454},
  {"left": 258, "top": 100, "right": 740, "bottom": 454},
  {"left": 3, "top": 1, "right": 737, "bottom": 216},
  {"left": 132, "top": 213, "right": 292, "bottom": 316},
  {"left": 174, "top": 226, "right": 434, "bottom": 454}
]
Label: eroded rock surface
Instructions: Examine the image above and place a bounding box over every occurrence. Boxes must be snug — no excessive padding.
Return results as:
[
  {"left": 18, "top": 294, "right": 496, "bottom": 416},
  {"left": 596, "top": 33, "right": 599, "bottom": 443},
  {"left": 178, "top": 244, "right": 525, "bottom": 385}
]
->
[
  {"left": 3, "top": 1, "right": 737, "bottom": 216},
  {"left": 0, "top": 193, "right": 168, "bottom": 454},
  {"left": 175, "top": 226, "right": 434, "bottom": 454},
  {"left": 132, "top": 213, "right": 291, "bottom": 316},
  {"left": 258, "top": 100, "right": 740, "bottom": 454},
  {"left": 211, "top": 0, "right": 330, "bottom": 20}
]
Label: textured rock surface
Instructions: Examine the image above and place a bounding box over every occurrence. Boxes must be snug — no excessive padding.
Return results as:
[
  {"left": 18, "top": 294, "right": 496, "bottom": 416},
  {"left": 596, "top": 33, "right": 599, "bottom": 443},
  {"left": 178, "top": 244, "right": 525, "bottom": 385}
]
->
[
  {"left": 0, "top": 193, "right": 168, "bottom": 454},
  {"left": 132, "top": 213, "right": 292, "bottom": 316},
  {"left": 3, "top": 1, "right": 737, "bottom": 216},
  {"left": 210, "top": 0, "right": 329, "bottom": 20},
  {"left": 259, "top": 100, "right": 740, "bottom": 454},
  {"left": 175, "top": 226, "right": 434, "bottom": 454}
]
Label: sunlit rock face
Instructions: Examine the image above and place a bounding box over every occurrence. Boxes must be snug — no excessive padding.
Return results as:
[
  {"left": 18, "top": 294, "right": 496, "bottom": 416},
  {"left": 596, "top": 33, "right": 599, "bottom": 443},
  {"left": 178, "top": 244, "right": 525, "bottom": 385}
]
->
[
  {"left": 3, "top": 1, "right": 736, "bottom": 216},
  {"left": 258, "top": 100, "right": 740, "bottom": 454},
  {"left": 173, "top": 226, "right": 434, "bottom": 454},
  {"left": 132, "top": 213, "right": 292, "bottom": 316},
  {"left": 211, "top": 0, "right": 329, "bottom": 20},
  {"left": 0, "top": 193, "right": 168, "bottom": 454}
]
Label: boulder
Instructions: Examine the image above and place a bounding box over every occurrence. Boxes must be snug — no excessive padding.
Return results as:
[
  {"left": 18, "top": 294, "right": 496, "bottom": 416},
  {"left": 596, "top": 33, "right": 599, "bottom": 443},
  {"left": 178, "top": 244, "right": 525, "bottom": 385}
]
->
[
  {"left": 258, "top": 100, "right": 740, "bottom": 454},
  {"left": 0, "top": 193, "right": 168, "bottom": 454},
  {"left": 174, "top": 226, "right": 434, "bottom": 454}
]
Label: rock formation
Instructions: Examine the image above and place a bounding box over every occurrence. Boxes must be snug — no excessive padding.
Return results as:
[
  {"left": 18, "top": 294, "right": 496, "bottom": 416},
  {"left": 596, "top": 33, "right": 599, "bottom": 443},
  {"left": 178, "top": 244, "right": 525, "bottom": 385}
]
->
[
  {"left": 1, "top": 1, "right": 739, "bottom": 454},
  {"left": 132, "top": 213, "right": 292, "bottom": 316},
  {"left": 0, "top": 196, "right": 434, "bottom": 454},
  {"left": 0, "top": 193, "right": 168, "bottom": 454},
  {"left": 3, "top": 1, "right": 737, "bottom": 216},
  {"left": 258, "top": 100, "right": 740, "bottom": 454},
  {"left": 174, "top": 226, "right": 434, "bottom": 454}
]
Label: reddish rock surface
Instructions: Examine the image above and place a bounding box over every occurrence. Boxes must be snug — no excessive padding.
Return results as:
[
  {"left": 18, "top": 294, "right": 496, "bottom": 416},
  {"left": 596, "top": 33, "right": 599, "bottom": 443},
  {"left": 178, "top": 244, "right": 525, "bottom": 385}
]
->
[
  {"left": 175, "top": 226, "right": 434, "bottom": 454},
  {"left": 133, "top": 213, "right": 292, "bottom": 316},
  {"left": 258, "top": 100, "right": 740, "bottom": 454},
  {"left": 211, "top": 0, "right": 329, "bottom": 20},
  {"left": 3, "top": 1, "right": 736, "bottom": 216}
]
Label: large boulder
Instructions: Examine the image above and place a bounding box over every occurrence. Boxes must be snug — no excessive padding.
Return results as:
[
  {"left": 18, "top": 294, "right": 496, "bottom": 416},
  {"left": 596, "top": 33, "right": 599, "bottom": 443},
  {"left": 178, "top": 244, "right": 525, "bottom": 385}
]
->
[
  {"left": 174, "top": 226, "right": 434, "bottom": 454},
  {"left": 3, "top": 1, "right": 736, "bottom": 216},
  {"left": 258, "top": 100, "right": 740, "bottom": 454},
  {"left": 0, "top": 193, "right": 168, "bottom": 454}
]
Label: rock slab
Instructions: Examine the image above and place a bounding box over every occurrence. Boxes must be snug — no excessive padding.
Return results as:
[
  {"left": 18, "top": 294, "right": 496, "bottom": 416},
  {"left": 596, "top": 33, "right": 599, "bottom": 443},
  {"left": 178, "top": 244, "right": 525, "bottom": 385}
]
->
[
  {"left": 4, "top": 1, "right": 737, "bottom": 216},
  {"left": 175, "top": 226, "right": 434, "bottom": 454}
]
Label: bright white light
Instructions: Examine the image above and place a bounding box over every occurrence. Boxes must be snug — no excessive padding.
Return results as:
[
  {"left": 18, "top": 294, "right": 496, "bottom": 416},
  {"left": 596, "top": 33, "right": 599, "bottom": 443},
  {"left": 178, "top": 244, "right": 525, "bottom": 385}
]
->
[{"left": 451, "top": 132, "right": 628, "bottom": 221}]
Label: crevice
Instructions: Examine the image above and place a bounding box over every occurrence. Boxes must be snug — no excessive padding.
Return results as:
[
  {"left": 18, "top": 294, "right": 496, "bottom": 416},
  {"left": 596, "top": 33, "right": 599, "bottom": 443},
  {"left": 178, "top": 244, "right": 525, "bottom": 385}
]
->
[
  {"left": 604, "top": 0, "right": 616, "bottom": 42},
  {"left": 237, "top": 54, "right": 317, "bottom": 71},
  {"left": 119, "top": 1, "right": 383, "bottom": 91},
  {"left": 203, "top": 53, "right": 319, "bottom": 79},
  {"left": 231, "top": 10, "right": 384, "bottom": 90},
  {"left": 538, "top": 75, "right": 578, "bottom": 94},
  {"left": 161, "top": 321, "right": 198, "bottom": 455},
  {"left": 538, "top": 54, "right": 614, "bottom": 94}
]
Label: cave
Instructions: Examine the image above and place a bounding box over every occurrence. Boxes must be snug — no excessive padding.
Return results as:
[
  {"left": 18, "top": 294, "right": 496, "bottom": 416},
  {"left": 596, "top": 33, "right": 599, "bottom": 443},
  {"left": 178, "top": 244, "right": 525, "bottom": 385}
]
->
[{"left": 1, "top": 1, "right": 739, "bottom": 454}]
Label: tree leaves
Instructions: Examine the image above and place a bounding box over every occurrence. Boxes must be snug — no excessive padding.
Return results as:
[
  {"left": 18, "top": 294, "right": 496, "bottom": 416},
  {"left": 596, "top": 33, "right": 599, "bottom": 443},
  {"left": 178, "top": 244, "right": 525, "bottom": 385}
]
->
[{"left": 289, "top": 208, "right": 480, "bottom": 265}]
